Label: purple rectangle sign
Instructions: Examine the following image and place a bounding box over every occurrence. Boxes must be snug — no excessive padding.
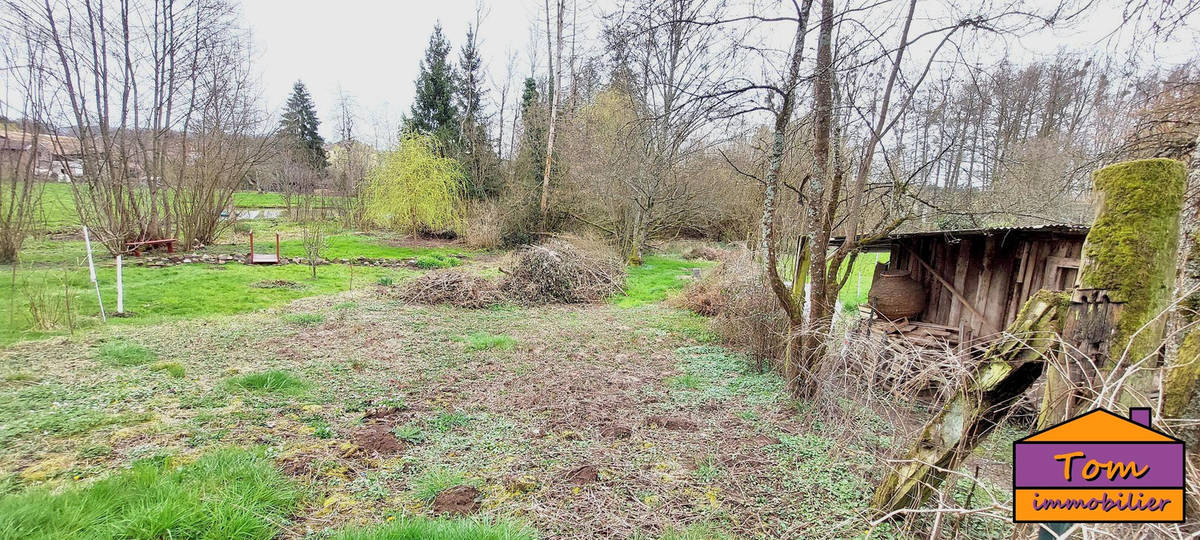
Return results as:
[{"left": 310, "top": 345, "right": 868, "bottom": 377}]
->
[{"left": 1013, "top": 442, "right": 1183, "bottom": 488}]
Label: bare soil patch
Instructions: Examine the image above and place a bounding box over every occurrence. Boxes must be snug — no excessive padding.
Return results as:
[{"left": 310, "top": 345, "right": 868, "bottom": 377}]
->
[{"left": 432, "top": 485, "right": 481, "bottom": 515}]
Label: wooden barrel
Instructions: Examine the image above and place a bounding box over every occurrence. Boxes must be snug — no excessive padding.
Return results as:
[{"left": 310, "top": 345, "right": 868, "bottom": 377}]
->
[{"left": 868, "top": 270, "right": 926, "bottom": 320}]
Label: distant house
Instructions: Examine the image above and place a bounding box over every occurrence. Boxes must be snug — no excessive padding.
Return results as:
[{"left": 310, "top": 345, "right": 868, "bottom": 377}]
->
[
  {"left": 0, "top": 131, "right": 83, "bottom": 181},
  {"left": 836, "top": 225, "right": 1090, "bottom": 346}
]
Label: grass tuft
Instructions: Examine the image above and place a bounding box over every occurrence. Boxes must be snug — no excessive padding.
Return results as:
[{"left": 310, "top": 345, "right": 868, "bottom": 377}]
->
[
  {"left": 414, "top": 253, "right": 462, "bottom": 269},
  {"left": 95, "top": 340, "right": 157, "bottom": 367},
  {"left": 615, "top": 256, "right": 714, "bottom": 307},
  {"left": 148, "top": 361, "right": 185, "bottom": 378},
  {"left": 0, "top": 448, "right": 299, "bottom": 539},
  {"left": 329, "top": 515, "right": 536, "bottom": 540},
  {"left": 410, "top": 468, "right": 469, "bottom": 502},
  {"left": 226, "top": 370, "right": 309, "bottom": 394},
  {"left": 459, "top": 332, "right": 515, "bottom": 351}
]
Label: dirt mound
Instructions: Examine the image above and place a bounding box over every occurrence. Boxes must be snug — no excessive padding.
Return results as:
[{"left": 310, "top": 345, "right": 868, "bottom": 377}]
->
[
  {"left": 351, "top": 425, "right": 406, "bottom": 456},
  {"left": 565, "top": 465, "right": 599, "bottom": 484},
  {"left": 646, "top": 415, "right": 697, "bottom": 431},
  {"left": 398, "top": 271, "right": 501, "bottom": 309},
  {"left": 432, "top": 485, "right": 481, "bottom": 515},
  {"left": 278, "top": 456, "right": 312, "bottom": 477},
  {"left": 600, "top": 425, "right": 632, "bottom": 439},
  {"left": 684, "top": 246, "right": 725, "bottom": 261},
  {"left": 501, "top": 240, "right": 625, "bottom": 304}
]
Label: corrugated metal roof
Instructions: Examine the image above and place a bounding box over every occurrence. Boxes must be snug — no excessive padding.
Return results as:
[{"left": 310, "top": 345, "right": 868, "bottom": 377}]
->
[{"left": 832, "top": 224, "right": 1090, "bottom": 250}]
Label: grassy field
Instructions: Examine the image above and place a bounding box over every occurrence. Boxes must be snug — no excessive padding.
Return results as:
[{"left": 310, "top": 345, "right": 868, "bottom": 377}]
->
[{"left": 0, "top": 273, "right": 951, "bottom": 538}]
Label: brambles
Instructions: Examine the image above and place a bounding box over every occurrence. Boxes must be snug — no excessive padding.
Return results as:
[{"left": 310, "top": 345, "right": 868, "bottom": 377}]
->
[{"left": 398, "top": 271, "right": 501, "bottom": 308}]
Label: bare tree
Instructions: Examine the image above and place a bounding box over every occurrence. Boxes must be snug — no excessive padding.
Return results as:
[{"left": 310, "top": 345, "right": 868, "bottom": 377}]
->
[{"left": 0, "top": 28, "right": 48, "bottom": 262}]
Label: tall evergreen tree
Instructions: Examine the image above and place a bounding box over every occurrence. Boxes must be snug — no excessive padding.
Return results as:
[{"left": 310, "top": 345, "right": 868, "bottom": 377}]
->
[
  {"left": 455, "top": 24, "right": 499, "bottom": 198},
  {"left": 406, "top": 24, "right": 459, "bottom": 144},
  {"left": 279, "top": 81, "right": 328, "bottom": 171}
]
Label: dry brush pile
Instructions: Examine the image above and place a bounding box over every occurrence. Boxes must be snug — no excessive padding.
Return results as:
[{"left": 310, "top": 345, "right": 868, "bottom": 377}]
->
[{"left": 398, "top": 239, "right": 626, "bottom": 308}]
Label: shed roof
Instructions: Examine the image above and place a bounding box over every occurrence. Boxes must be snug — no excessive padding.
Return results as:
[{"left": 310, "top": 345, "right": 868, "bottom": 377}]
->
[{"left": 833, "top": 224, "right": 1091, "bottom": 252}]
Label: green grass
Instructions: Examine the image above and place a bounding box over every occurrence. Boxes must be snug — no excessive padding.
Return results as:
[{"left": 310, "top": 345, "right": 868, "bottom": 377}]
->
[
  {"left": 329, "top": 516, "right": 536, "bottom": 540},
  {"left": 410, "top": 468, "right": 469, "bottom": 502},
  {"left": 231, "top": 191, "right": 347, "bottom": 209},
  {"left": 428, "top": 411, "right": 472, "bottom": 432},
  {"left": 148, "top": 361, "right": 185, "bottom": 378},
  {"left": 32, "top": 183, "right": 79, "bottom": 231},
  {"left": 95, "top": 340, "right": 157, "bottom": 366},
  {"left": 275, "top": 234, "right": 468, "bottom": 261},
  {"left": 615, "top": 255, "right": 715, "bottom": 307},
  {"left": 0, "top": 448, "right": 299, "bottom": 539},
  {"left": 414, "top": 253, "right": 463, "bottom": 269},
  {"left": 836, "top": 252, "right": 888, "bottom": 311},
  {"left": 459, "top": 332, "right": 515, "bottom": 351},
  {"left": 225, "top": 370, "right": 309, "bottom": 394},
  {"left": 0, "top": 262, "right": 415, "bottom": 346}
]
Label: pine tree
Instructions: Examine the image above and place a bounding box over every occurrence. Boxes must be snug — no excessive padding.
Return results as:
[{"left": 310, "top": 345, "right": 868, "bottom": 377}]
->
[
  {"left": 455, "top": 24, "right": 499, "bottom": 198},
  {"left": 406, "top": 24, "right": 459, "bottom": 144},
  {"left": 279, "top": 81, "right": 328, "bottom": 171}
]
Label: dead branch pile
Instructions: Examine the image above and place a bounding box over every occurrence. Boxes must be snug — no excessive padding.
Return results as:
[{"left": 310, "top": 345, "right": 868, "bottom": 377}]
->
[
  {"left": 398, "top": 270, "right": 501, "bottom": 308},
  {"left": 682, "top": 245, "right": 725, "bottom": 261},
  {"left": 500, "top": 240, "right": 625, "bottom": 304}
]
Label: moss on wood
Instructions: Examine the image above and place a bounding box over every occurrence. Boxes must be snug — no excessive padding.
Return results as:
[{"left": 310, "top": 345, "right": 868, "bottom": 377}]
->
[
  {"left": 1080, "top": 158, "right": 1186, "bottom": 365},
  {"left": 1164, "top": 330, "right": 1200, "bottom": 417}
]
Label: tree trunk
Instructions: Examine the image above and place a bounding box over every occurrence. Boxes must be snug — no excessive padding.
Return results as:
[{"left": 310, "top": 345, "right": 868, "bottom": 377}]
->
[
  {"left": 1163, "top": 136, "right": 1200, "bottom": 419},
  {"left": 539, "top": 0, "right": 564, "bottom": 226},
  {"left": 870, "top": 290, "right": 1070, "bottom": 516},
  {"left": 1040, "top": 158, "right": 1187, "bottom": 425}
]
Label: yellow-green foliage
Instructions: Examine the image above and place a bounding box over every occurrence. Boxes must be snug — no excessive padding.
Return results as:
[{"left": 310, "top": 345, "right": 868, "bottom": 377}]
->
[
  {"left": 1080, "top": 158, "right": 1185, "bottom": 363},
  {"left": 362, "top": 133, "right": 464, "bottom": 234}
]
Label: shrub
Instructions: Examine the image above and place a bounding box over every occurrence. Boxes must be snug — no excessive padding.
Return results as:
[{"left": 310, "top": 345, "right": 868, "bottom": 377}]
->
[
  {"left": 500, "top": 239, "right": 625, "bottom": 304},
  {"left": 95, "top": 340, "right": 157, "bottom": 367},
  {"left": 226, "top": 370, "right": 309, "bottom": 394},
  {"left": 464, "top": 200, "right": 503, "bottom": 250},
  {"left": 0, "top": 448, "right": 299, "bottom": 539},
  {"left": 676, "top": 249, "right": 787, "bottom": 364}
]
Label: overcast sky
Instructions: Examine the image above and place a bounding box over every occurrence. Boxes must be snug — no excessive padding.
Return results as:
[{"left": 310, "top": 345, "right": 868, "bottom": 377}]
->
[
  {"left": 237, "top": 0, "right": 1199, "bottom": 146},
  {"left": 240, "top": 0, "right": 547, "bottom": 146}
]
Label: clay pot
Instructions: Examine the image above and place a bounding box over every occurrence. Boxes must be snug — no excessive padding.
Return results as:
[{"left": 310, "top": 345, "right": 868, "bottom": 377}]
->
[{"left": 868, "top": 270, "right": 926, "bottom": 320}]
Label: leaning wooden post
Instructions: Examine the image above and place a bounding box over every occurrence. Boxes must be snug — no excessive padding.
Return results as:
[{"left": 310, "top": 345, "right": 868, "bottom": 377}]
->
[
  {"left": 869, "top": 290, "right": 1069, "bottom": 517},
  {"left": 1039, "top": 158, "right": 1186, "bottom": 427}
]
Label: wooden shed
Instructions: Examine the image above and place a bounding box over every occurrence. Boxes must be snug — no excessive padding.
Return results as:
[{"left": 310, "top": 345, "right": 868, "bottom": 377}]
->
[{"left": 845, "top": 225, "right": 1090, "bottom": 347}]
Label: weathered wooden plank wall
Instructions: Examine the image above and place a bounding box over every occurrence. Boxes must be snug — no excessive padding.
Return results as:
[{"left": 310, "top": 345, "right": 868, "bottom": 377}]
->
[{"left": 885, "top": 232, "right": 1084, "bottom": 338}]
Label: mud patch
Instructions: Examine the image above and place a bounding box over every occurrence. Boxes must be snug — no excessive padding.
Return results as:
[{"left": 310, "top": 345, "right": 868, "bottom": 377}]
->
[
  {"left": 564, "top": 464, "right": 599, "bottom": 484},
  {"left": 600, "top": 425, "right": 632, "bottom": 439},
  {"left": 351, "top": 425, "right": 405, "bottom": 455},
  {"left": 362, "top": 406, "right": 404, "bottom": 422},
  {"left": 432, "top": 485, "right": 481, "bottom": 515},
  {"left": 646, "top": 415, "right": 697, "bottom": 431}
]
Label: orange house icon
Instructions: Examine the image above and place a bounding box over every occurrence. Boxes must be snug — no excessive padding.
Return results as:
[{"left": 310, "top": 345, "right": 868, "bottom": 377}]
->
[{"left": 1013, "top": 408, "right": 1186, "bottom": 523}]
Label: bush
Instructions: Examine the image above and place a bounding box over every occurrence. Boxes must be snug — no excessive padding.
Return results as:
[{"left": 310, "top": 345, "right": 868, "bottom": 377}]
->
[
  {"left": 464, "top": 200, "right": 502, "bottom": 250},
  {"left": 500, "top": 239, "right": 625, "bottom": 304},
  {"left": 675, "top": 249, "right": 787, "bottom": 363},
  {"left": 0, "top": 448, "right": 299, "bottom": 539}
]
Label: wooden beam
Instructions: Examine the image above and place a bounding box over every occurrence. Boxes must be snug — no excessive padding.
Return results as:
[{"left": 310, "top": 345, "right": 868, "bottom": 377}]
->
[{"left": 907, "top": 247, "right": 988, "bottom": 323}]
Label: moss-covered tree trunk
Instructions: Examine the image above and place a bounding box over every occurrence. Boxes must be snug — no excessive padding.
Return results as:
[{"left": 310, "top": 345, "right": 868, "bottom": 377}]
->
[
  {"left": 869, "top": 290, "right": 1069, "bottom": 516},
  {"left": 1040, "top": 158, "right": 1186, "bottom": 426},
  {"left": 1164, "top": 139, "right": 1200, "bottom": 420}
]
